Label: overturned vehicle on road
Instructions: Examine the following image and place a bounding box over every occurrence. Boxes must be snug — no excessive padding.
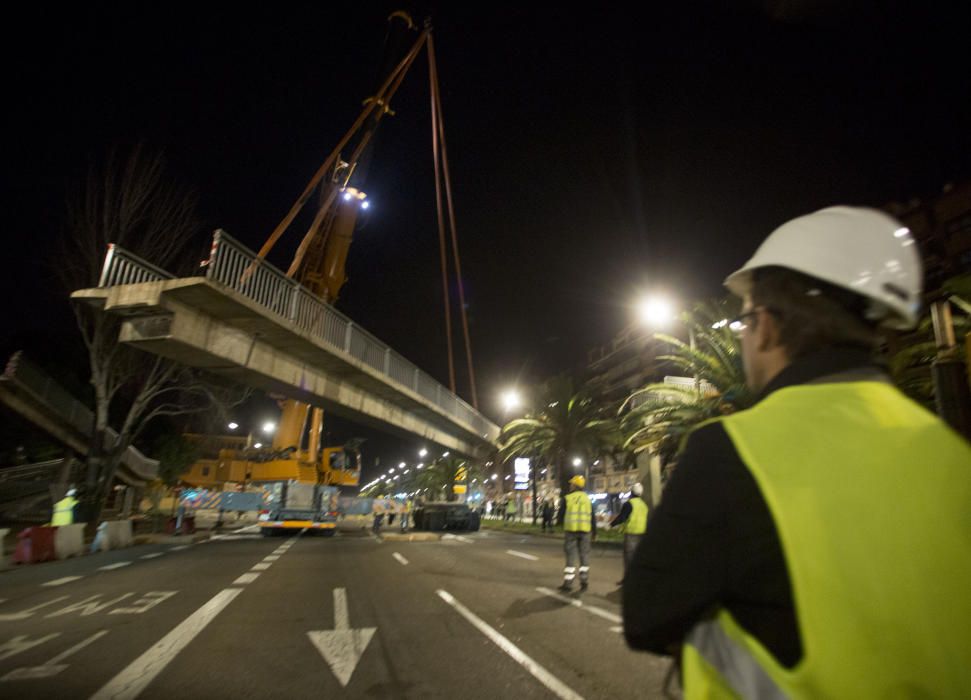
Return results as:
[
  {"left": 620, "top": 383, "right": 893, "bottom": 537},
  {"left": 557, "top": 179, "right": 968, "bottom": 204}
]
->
[{"left": 412, "top": 502, "right": 480, "bottom": 532}]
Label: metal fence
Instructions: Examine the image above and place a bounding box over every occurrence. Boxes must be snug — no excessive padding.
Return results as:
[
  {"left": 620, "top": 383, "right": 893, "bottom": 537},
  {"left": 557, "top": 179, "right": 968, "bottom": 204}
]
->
[
  {"left": 98, "top": 244, "right": 174, "bottom": 287},
  {"left": 96, "top": 231, "right": 497, "bottom": 441}
]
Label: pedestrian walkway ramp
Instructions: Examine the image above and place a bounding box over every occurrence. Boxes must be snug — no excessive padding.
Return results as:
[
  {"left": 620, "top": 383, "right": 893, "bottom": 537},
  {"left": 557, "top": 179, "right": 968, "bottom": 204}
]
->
[
  {"left": 72, "top": 230, "right": 499, "bottom": 458},
  {"left": 0, "top": 353, "right": 158, "bottom": 488}
]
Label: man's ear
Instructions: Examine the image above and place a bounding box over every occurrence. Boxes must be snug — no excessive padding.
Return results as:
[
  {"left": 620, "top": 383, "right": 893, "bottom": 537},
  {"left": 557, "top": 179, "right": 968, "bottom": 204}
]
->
[{"left": 755, "top": 308, "right": 783, "bottom": 353}]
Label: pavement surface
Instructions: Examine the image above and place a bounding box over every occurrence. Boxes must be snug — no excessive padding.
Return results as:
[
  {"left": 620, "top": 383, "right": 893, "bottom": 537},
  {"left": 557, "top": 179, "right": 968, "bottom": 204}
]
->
[{"left": 0, "top": 525, "right": 674, "bottom": 698}]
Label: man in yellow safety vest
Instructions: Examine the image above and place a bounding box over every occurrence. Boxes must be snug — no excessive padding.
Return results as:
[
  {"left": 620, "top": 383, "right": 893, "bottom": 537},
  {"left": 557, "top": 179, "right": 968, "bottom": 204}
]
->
[
  {"left": 557, "top": 474, "right": 596, "bottom": 594},
  {"left": 51, "top": 487, "right": 79, "bottom": 526},
  {"left": 622, "top": 206, "right": 971, "bottom": 697},
  {"left": 609, "top": 482, "right": 648, "bottom": 585}
]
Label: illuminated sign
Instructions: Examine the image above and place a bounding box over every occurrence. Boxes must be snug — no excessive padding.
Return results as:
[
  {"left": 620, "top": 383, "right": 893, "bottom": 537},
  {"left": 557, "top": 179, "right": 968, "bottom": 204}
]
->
[{"left": 514, "top": 458, "right": 530, "bottom": 490}]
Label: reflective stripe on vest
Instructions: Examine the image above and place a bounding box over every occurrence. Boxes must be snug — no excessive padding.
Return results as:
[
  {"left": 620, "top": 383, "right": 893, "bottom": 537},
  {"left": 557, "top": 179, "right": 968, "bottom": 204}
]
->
[
  {"left": 682, "top": 382, "right": 971, "bottom": 698},
  {"left": 625, "top": 497, "right": 648, "bottom": 535},
  {"left": 564, "top": 491, "right": 591, "bottom": 532}
]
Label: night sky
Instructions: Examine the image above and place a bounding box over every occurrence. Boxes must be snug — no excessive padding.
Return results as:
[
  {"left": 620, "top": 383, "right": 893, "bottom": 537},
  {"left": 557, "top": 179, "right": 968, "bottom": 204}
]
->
[{"left": 5, "top": 2, "right": 970, "bottom": 479}]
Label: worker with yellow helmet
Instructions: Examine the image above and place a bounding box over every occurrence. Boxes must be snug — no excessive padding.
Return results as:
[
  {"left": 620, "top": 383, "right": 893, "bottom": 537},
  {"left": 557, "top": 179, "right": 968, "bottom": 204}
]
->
[
  {"left": 623, "top": 207, "right": 971, "bottom": 697},
  {"left": 556, "top": 473, "right": 596, "bottom": 594}
]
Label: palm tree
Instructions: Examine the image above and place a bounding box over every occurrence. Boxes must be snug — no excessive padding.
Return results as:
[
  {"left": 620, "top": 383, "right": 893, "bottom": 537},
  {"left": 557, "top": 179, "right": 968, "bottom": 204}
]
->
[
  {"left": 498, "top": 377, "right": 619, "bottom": 495},
  {"left": 621, "top": 299, "right": 753, "bottom": 465},
  {"left": 889, "top": 278, "right": 970, "bottom": 410}
]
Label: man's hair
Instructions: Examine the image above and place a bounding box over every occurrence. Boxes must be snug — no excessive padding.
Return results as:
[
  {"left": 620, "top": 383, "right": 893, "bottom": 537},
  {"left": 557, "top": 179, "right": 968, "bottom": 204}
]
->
[{"left": 750, "top": 266, "right": 881, "bottom": 359}]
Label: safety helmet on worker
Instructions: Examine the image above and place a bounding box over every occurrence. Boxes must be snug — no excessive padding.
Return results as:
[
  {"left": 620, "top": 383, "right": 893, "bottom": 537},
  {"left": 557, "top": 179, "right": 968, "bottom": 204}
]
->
[
  {"left": 724, "top": 206, "right": 922, "bottom": 329},
  {"left": 569, "top": 475, "right": 586, "bottom": 489},
  {"left": 631, "top": 482, "right": 643, "bottom": 496}
]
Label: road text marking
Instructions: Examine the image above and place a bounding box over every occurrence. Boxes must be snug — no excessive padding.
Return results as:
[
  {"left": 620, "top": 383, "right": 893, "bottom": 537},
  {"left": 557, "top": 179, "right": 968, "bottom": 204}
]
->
[
  {"left": 437, "top": 590, "right": 584, "bottom": 700},
  {"left": 91, "top": 588, "right": 242, "bottom": 700},
  {"left": 536, "top": 587, "right": 621, "bottom": 623},
  {"left": 1, "top": 630, "right": 108, "bottom": 681},
  {"left": 0, "top": 597, "right": 68, "bottom": 622},
  {"left": 392, "top": 552, "right": 409, "bottom": 565},
  {"left": 42, "top": 576, "right": 84, "bottom": 587},
  {"left": 506, "top": 550, "right": 539, "bottom": 561}
]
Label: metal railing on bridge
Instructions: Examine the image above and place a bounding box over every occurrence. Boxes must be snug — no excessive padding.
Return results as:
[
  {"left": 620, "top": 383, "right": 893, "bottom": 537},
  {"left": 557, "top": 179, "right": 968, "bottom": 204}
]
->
[{"left": 97, "top": 230, "right": 496, "bottom": 440}]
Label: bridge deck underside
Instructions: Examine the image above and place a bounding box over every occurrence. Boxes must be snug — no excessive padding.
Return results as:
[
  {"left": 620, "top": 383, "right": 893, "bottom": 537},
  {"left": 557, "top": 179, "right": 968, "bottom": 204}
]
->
[{"left": 73, "top": 279, "right": 498, "bottom": 459}]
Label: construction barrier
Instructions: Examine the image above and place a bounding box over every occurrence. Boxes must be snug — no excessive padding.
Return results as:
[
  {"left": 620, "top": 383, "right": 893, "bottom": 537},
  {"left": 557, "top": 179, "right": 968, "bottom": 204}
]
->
[
  {"left": 91, "top": 520, "right": 134, "bottom": 552},
  {"left": 13, "top": 526, "right": 56, "bottom": 564},
  {"left": 54, "top": 523, "right": 86, "bottom": 559}
]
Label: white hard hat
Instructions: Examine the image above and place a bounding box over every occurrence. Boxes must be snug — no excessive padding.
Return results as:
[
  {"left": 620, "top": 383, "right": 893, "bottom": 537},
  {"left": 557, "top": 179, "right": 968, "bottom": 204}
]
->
[
  {"left": 631, "top": 483, "right": 643, "bottom": 496},
  {"left": 66, "top": 488, "right": 77, "bottom": 497},
  {"left": 725, "top": 206, "right": 922, "bottom": 329}
]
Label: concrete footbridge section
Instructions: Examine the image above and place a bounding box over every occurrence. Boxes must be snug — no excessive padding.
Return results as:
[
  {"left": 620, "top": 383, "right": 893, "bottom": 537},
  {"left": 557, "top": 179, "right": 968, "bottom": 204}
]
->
[{"left": 72, "top": 230, "right": 500, "bottom": 459}]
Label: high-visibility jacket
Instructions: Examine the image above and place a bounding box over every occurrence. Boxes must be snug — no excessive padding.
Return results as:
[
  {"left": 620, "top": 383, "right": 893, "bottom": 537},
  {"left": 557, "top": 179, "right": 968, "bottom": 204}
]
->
[
  {"left": 564, "top": 490, "right": 592, "bottom": 532},
  {"left": 682, "top": 382, "right": 971, "bottom": 698},
  {"left": 51, "top": 496, "right": 78, "bottom": 526},
  {"left": 624, "top": 496, "right": 648, "bottom": 535}
]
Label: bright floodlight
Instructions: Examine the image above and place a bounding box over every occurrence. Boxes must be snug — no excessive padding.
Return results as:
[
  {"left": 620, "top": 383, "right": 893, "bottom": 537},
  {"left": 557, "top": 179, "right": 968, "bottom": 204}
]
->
[
  {"left": 227, "top": 422, "right": 239, "bottom": 430},
  {"left": 262, "top": 421, "right": 276, "bottom": 434},
  {"left": 343, "top": 192, "right": 353, "bottom": 201},
  {"left": 361, "top": 200, "right": 370, "bottom": 210},
  {"left": 501, "top": 388, "right": 522, "bottom": 413},
  {"left": 572, "top": 457, "right": 582, "bottom": 467},
  {"left": 636, "top": 295, "right": 675, "bottom": 327}
]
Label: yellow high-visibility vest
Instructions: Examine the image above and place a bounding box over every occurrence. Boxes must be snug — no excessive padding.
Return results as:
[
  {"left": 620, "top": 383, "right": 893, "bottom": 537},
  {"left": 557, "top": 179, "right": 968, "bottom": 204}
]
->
[
  {"left": 51, "top": 496, "right": 78, "bottom": 526},
  {"left": 624, "top": 496, "right": 648, "bottom": 535},
  {"left": 564, "top": 491, "right": 592, "bottom": 532},
  {"left": 682, "top": 382, "right": 971, "bottom": 698}
]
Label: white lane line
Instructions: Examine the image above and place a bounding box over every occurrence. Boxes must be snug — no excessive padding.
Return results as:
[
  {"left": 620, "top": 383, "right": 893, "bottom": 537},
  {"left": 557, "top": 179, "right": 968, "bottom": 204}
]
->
[
  {"left": 99, "top": 562, "right": 131, "bottom": 571},
  {"left": 437, "top": 590, "right": 584, "bottom": 700},
  {"left": 91, "top": 588, "right": 242, "bottom": 700},
  {"left": 392, "top": 552, "right": 409, "bottom": 566},
  {"left": 170, "top": 545, "right": 190, "bottom": 552},
  {"left": 233, "top": 572, "right": 260, "bottom": 585},
  {"left": 42, "top": 576, "right": 84, "bottom": 587},
  {"left": 140, "top": 553, "right": 164, "bottom": 560},
  {"left": 536, "top": 587, "right": 622, "bottom": 624},
  {"left": 263, "top": 555, "right": 280, "bottom": 562},
  {"left": 250, "top": 563, "right": 271, "bottom": 571},
  {"left": 506, "top": 550, "right": 539, "bottom": 561}
]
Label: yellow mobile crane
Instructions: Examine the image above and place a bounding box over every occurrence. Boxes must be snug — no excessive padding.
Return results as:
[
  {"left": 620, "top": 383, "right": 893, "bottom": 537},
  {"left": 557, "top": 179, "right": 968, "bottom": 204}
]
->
[
  {"left": 247, "top": 11, "right": 424, "bottom": 489},
  {"left": 186, "top": 10, "right": 478, "bottom": 494}
]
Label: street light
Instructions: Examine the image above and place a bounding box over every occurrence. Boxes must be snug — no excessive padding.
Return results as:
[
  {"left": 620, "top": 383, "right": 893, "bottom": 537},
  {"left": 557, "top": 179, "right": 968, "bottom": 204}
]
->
[
  {"left": 262, "top": 421, "right": 276, "bottom": 434},
  {"left": 635, "top": 293, "right": 700, "bottom": 395},
  {"left": 635, "top": 295, "right": 675, "bottom": 327},
  {"left": 572, "top": 457, "right": 582, "bottom": 467},
  {"left": 254, "top": 442, "right": 263, "bottom": 449},
  {"left": 501, "top": 388, "right": 522, "bottom": 413},
  {"left": 228, "top": 422, "right": 239, "bottom": 430},
  {"left": 419, "top": 448, "right": 428, "bottom": 457}
]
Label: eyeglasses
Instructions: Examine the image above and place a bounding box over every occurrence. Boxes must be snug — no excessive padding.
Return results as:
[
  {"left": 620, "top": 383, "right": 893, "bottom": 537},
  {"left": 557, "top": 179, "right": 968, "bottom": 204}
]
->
[{"left": 728, "top": 307, "right": 777, "bottom": 334}]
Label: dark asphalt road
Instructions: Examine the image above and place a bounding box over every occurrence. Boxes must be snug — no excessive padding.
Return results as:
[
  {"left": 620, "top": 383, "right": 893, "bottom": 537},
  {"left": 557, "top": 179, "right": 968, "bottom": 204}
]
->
[{"left": 0, "top": 527, "right": 673, "bottom": 698}]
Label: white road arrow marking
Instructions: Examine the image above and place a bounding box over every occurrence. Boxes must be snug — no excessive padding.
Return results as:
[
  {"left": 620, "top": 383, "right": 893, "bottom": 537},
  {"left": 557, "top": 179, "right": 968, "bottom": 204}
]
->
[{"left": 307, "top": 588, "right": 375, "bottom": 687}]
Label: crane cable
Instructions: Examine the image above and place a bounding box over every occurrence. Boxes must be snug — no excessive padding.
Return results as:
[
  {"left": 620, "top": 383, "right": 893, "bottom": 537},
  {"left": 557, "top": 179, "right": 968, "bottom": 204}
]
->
[
  {"left": 255, "top": 28, "right": 430, "bottom": 265},
  {"left": 428, "top": 33, "right": 479, "bottom": 409},
  {"left": 286, "top": 39, "right": 422, "bottom": 280},
  {"left": 429, "top": 34, "right": 456, "bottom": 395}
]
